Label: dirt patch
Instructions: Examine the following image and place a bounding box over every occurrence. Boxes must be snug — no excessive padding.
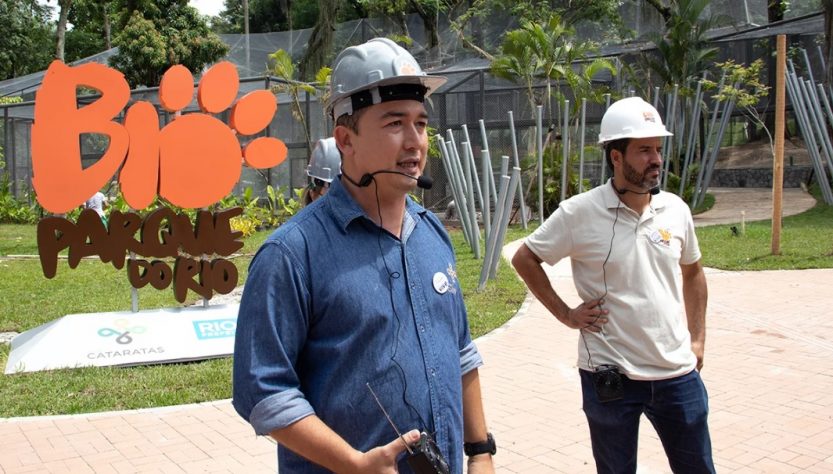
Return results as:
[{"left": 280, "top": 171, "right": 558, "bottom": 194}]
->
[{"left": 715, "top": 138, "right": 811, "bottom": 169}]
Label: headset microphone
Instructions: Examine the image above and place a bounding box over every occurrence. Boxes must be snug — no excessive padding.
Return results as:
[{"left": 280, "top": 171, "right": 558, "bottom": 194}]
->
[
  {"left": 613, "top": 182, "right": 660, "bottom": 196},
  {"left": 351, "top": 170, "right": 433, "bottom": 190}
]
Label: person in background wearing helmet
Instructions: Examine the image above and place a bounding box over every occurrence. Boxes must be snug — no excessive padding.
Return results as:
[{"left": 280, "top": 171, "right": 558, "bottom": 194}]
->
[
  {"left": 303, "top": 137, "right": 341, "bottom": 205},
  {"left": 512, "top": 97, "right": 713, "bottom": 473},
  {"left": 233, "top": 38, "right": 495, "bottom": 474}
]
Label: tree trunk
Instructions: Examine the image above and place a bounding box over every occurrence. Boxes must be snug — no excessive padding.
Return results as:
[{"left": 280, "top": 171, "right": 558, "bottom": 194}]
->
[
  {"left": 764, "top": 0, "right": 786, "bottom": 137},
  {"left": 409, "top": 0, "right": 440, "bottom": 64},
  {"left": 299, "top": 0, "right": 338, "bottom": 81},
  {"left": 55, "top": 0, "right": 73, "bottom": 61},
  {"left": 395, "top": 11, "right": 409, "bottom": 38},
  {"left": 824, "top": 0, "right": 833, "bottom": 87},
  {"left": 643, "top": 0, "right": 671, "bottom": 23},
  {"left": 103, "top": 3, "right": 111, "bottom": 50},
  {"left": 243, "top": 0, "right": 250, "bottom": 71}
]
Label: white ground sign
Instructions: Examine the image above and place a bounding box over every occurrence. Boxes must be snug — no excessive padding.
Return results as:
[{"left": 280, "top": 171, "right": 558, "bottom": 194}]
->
[{"left": 4, "top": 304, "right": 239, "bottom": 374}]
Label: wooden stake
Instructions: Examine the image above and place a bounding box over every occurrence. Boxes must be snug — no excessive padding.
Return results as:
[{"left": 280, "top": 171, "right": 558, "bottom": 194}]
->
[{"left": 772, "top": 35, "right": 786, "bottom": 255}]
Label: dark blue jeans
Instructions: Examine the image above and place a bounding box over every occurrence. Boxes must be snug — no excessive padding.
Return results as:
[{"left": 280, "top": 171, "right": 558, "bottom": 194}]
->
[{"left": 580, "top": 369, "right": 716, "bottom": 474}]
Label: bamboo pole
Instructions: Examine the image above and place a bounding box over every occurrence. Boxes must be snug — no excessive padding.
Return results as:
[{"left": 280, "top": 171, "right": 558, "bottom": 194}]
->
[
  {"left": 772, "top": 35, "right": 786, "bottom": 255},
  {"left": 578, "top": 98, "right": 587, "bottom": 194},
  {"left": 478, "top": 119, "right": 499, "bottom": 207},
  {"left": 462, "top": 143, "right": 481, "bottom": 259},
  {"left": 507, "top": 111, "right": 527, "bottom": 229},
  {"left": 561, "top": 100, "right": 570, "bottom": 203},
  {"left": 536, "top": 105, "right": 544, "bottom": 223}
]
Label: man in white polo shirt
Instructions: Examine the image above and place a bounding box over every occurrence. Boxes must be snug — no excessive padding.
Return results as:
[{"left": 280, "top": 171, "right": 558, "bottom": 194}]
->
[{"left": 512, "top": 97, "right": 714, "bottom": 473}]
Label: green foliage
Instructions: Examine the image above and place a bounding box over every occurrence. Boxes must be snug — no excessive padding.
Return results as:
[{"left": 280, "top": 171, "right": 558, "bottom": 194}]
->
[
  {"left": 704, "top": 60, "right": 770, "bottom": 108},
  {"left": 665, "top": 166, "right": 700, "bottom": 205},
  {"left": 265, "top": 185, "right": 304, "bottom": 226},
  {"left": 0, "top": 224, "right": 529, "bottom": 416},
  {"left": 269, "top": 49, "right": 331, "bottom": 149},
  {"left": 491, "top": 13, "right": 615, "bottom": 124},
  {"left": 703, "top": 59, "right": 773, "bottom": 147},
  {"left": 783, "top": 0, "right": 825, "bottom": 16},
  {"left": 488, "top": 0, "right": 623, "bottom": 27},
  {"left": 108, "top": 12, "right": 167, "bottom": 87},
  {"left": 642, "top": 0, "right": 722, "bottom": 93},
  {"left": 109, "top": 2, "right": 228, "bottom": 87},
  {"left": 108, "top": 182, "right": 301, "bottom": 235},
  {"left": 0, "top": 174, "right": 40, "bottom": 224},
  {"left": 0, "top": 0, "right": 54, "bottom": 81},
  {"left": 64, "top": 0, "right": 115, "bottom": 62},
  {"left": 524, "top": 143, "right": 592, "bottom": 215},
  {"left": 698, "top": 189, "right": 833, "bottom": 270},
  {"left": 214, "top": 0, "right": 320, "bottom": 33}
]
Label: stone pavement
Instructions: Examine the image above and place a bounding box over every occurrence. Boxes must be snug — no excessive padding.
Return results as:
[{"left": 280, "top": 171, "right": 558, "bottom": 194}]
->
[{"left": 1, "top": 188, "right": 830, "bottom": 473}]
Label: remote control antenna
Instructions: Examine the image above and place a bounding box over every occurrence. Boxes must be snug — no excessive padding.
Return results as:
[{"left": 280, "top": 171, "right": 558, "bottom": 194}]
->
[{"left": 366, "top": 382, "right": 414, "bottom": 454}]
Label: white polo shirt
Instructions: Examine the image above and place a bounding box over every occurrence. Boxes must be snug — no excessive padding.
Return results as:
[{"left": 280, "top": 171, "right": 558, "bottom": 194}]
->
[{"left": 525, "top": 180, "right": 701, "bottom": 380}]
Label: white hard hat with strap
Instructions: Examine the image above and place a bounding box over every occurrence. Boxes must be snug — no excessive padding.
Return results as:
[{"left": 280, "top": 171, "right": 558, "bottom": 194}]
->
[
  {"left": 598, "top": 97, "right": 673, "bottom": 144},
  {"left": 328, "top": 38, "right": 446, "bottom": 119}
]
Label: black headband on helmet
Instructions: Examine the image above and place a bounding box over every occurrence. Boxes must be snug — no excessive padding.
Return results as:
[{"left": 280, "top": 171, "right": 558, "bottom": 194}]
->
[{"left": 347, "top": 83, "right": 428, "bottom": 115}]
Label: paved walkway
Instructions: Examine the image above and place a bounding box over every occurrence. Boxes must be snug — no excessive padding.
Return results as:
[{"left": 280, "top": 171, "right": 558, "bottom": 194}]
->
[{"left": 2, "top": 188, "right": 830, "bottom": 473}]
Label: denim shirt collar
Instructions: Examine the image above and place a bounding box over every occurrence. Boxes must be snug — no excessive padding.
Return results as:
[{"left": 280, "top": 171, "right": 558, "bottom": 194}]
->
[{"left": 327, "top": 175, "right": 428, "bottom": 242}]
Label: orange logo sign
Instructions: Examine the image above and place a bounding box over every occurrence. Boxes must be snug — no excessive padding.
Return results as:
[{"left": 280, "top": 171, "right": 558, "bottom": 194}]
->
[{"left": 32, "top": 60, "right": 287, "bottom": 213}]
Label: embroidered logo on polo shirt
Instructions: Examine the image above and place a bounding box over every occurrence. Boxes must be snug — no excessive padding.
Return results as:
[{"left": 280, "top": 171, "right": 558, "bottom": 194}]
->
[{"left": 650, "top": 228, "right": 672, "bottom": 246}]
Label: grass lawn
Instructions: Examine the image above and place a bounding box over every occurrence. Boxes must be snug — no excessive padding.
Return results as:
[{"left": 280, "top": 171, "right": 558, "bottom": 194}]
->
[
  {"left": 697, "top": 191, "right": 833, "bottom": 270},
  {"left": 2, "top": 185, "right": 829, "bottom": 417},
  {"left": 0, "top": 222, "right": 530, "bottom": 417}
]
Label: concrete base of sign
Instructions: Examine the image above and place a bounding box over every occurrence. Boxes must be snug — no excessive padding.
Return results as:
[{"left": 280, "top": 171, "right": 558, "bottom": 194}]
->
[{"left": 4, "top": 304, "right": 239, "bottom": 374}]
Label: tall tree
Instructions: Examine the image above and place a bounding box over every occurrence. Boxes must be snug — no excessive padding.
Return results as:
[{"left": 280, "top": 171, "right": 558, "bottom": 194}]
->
[
  {"left": 299, "top": 0, "right": 338, "bottom": 81},
  {"left": 407, "top": 0, "right": 445, "bottom": 62},
  {"left": 45, "top": 0, "right": 75, "bottom": 61},
  {"left": 215, "top": 0, "right": 319, "bottom": 33},
  {"left": 824, "top": 0, "right": 833, "bottom": 87},
  {"left": 109, "top": 1, "right": 228, "bottom": 87},
  {"left": 644, "top": 0, "right": 672, "bottom": 22},
  {"left": 644, "top": 0, "right": 721, "bottom": 89},
  {"left": 66, "top": 0, "right": 115, "bottom": 62},
  {"left": 491, "top": 13, "right": 614, "bottom": 124},
  {"left": 0, "top": 0, "right": 53, "bottom": 80},
  {"left": 767, "top": 0, "right": 785, "bottom": 22},
  {"left": 360, "top": 0, "right": 410, "bottom": 39}
]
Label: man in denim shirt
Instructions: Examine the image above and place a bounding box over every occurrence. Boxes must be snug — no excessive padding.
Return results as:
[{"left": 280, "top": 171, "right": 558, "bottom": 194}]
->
[{"left": 233, "top": 38, "right": 495, "bottom": 473}]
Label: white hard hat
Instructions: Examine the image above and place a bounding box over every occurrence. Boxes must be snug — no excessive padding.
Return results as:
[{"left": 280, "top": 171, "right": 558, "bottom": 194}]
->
[
  {"left": 328, "top": 37, "right": 446, "bottom": 119},
  {"left": 306, "top": 137, "right": 341, "bottom": 183},
  {"left": 598, "top": 97, "right": 673, "bottom": 144}
]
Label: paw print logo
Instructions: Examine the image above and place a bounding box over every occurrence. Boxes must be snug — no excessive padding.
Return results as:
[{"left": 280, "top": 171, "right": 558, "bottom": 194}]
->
[{"left": 32, "top": 60, "right": 287, "bottom": 213}]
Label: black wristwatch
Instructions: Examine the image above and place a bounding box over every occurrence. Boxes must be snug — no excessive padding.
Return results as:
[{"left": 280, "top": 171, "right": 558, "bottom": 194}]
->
[{"left": 464, "top": 432, "right": 496, "bottom": 457}]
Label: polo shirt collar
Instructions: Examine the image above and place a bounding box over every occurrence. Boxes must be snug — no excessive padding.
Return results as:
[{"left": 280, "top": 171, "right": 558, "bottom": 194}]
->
[
  {"left": 602, "top": 178, "right": 668, "bottom": 211},
  {"left": 325, "top": 175, "right": 427, "bottom": 235}
]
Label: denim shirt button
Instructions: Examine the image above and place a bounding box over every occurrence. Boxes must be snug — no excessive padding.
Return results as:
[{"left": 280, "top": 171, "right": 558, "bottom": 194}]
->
[{"left": 419, "top": 325, "right": 425, "bottom": 332}]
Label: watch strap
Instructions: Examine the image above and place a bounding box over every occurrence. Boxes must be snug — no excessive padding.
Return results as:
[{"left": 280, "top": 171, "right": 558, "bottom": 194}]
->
[{"left": 464, "top": 432, "right": 496, "bottom": 457}]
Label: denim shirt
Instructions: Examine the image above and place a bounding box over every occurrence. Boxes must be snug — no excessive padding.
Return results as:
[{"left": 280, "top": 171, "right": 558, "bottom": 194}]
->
[{"left": 232, "top": 177, "right": 483, "bottom": 473}]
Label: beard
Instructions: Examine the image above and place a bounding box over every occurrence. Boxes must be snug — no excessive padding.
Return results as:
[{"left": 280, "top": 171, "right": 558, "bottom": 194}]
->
[{"left": 623, "top": 159, "right": 661, "bottom": 190}]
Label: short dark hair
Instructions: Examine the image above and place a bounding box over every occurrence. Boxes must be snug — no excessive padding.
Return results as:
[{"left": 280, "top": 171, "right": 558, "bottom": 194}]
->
[
  {"left": 604, "top": 138, "right": 631, "bottom": 171},
  {"left": 335, "top": 107, "right": 367, "bottom": 134}
]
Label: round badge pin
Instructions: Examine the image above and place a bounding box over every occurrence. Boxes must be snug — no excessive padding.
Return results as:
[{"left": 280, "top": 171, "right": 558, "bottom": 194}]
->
[{"left": 433, "top": 272, "right": 449, "bottom": 294}]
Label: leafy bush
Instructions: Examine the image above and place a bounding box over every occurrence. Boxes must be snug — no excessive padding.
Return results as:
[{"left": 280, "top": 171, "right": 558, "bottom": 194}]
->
[
  {"left": 0, "top": 173, "right": 40, "bottom": 224},
  {"left": 523, "top": 143, "right": 591, "bottom": 215}
]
